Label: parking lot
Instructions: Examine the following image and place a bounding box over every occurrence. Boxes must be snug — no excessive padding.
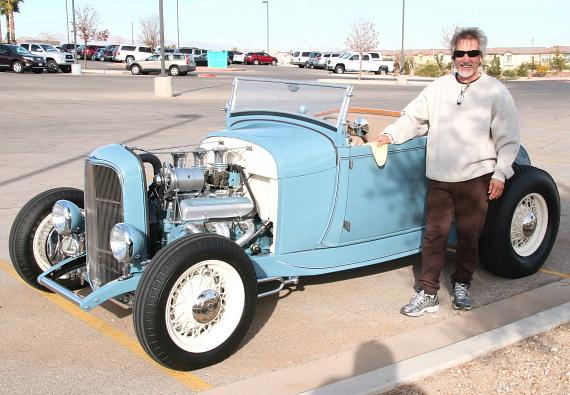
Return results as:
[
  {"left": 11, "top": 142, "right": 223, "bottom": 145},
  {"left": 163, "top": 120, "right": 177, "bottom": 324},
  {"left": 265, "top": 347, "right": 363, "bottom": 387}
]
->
[{"left": 1, "top": 67, "right": 569, "bottom": 394}]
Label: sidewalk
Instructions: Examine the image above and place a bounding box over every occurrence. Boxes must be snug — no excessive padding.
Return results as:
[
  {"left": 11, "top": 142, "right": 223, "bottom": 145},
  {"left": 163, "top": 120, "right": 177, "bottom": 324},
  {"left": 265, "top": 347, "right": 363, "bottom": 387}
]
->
[{"left": 204, "top": 278, "right": 570, "bottom": 394}]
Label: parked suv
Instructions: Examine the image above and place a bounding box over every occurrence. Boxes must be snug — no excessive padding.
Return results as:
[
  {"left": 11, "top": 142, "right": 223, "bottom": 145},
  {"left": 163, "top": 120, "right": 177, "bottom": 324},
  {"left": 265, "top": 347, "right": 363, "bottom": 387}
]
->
[
  {"left": 128, "top": 53, "right": 196, "bottom": 76},
  {"left": 244, "top": 52, "right": 278, "bottom": 65},
  {"left": 177, "top": 47, "right": 206, "bottom": 59},
  {"left": 113, "top": 45, "right": 153, "bottom": 63},
  {"left": 20, "top": 43, "right": 74, "bottom": 73},
  {"left": 305, "top": 51, "right": 322, "bottom": 68},
  {"left": 0, "top": 44, "right": 45, "bottom": 73},
  {"left": 59, "top": 43, "right": 78, "bottom": 53}
]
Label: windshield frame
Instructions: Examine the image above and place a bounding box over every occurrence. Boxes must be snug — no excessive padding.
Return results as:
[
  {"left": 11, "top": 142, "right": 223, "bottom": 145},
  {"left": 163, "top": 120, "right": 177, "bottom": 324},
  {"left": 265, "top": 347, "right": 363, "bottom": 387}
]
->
[{"left": 227, "top": 77, "right": 352, "bottom": 132}]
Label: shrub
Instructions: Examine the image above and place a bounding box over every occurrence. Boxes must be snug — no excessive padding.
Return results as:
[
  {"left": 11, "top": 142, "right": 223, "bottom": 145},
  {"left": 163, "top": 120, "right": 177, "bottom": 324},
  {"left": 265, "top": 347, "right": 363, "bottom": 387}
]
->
[
  {"left": 502, "top": 69, "right": 518, "bottom": 79},
  {"left": 414, "top": 63, "right": 442, "bottom": 78},
  {"left": 535, "top": 64, "right": 549, "bottom": 77},
  {"left": 516, "top": 62, "right": 531, "bottom": 77},
  {"left": 485, "top": 55, "right": 502, "bottom": 78}
]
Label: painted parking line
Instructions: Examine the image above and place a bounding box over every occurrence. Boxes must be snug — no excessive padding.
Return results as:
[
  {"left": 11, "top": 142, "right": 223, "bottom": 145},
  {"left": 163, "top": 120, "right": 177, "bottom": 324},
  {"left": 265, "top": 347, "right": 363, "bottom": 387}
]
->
[
  {"left": 539, "top": 268, "right": 570, "bottom": 279},
  {"left": 0, "top": 259, "right": 211, "bottom": 392}
]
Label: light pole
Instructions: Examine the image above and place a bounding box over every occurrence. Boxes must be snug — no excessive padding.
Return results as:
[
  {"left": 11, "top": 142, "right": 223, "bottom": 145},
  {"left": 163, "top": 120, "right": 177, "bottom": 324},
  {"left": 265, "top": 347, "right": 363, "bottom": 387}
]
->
[
  {"left": 400, "top": 0, "right": 405, "bottom": 73},
  {"left": 262, "top": 1, "right": 269, "bottom": 53},
  {"left": 71, "top": 0, "right": 77, "bottom": 63},
  {"left": 158, "top": 0, "right": 166, "bottom": 76},
  {"left": 176, "top": 0, "right": 180, "bottom": 48},
  {"left": 65, "top": 0, "right": 70, "bottom": 44}
]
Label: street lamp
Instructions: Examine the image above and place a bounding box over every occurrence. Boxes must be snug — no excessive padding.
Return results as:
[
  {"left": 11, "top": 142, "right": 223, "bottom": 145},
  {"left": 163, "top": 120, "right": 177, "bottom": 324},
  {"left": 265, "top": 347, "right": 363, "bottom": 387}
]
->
[
  {"left": 176, "top": 0, "right": 180, "bottom": 49},
  {"left": 262, "top": 1, "right": 269, "bottom": 53},
  {"left": 400, "top": 0, "right": 405, "bottom": 73}
]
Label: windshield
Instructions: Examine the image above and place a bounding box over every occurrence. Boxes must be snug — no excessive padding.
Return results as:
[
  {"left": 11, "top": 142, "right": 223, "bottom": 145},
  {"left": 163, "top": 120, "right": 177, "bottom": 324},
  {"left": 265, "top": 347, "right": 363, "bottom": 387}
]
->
[
  {"left": 40, "top": 44, "right": 58, "bottom": 52},
  {"left": 16, "top": 46, "right": 33, "bottom": 56},
  {"left": 229, "top": 78, "right": 351, "bottom": 129}
]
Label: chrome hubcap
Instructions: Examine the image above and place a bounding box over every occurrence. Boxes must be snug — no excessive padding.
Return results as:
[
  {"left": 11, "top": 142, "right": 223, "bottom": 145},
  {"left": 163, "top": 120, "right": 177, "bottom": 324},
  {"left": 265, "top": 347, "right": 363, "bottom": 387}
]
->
[
  {"left": 522, "top": 212, "right": 537, "bottom": 237},
  {"left": 510, "top": 193, "right": 548, "bottom": 256},
  {"left": 192, "top": 289, "right": 222, "bottom": 323}
]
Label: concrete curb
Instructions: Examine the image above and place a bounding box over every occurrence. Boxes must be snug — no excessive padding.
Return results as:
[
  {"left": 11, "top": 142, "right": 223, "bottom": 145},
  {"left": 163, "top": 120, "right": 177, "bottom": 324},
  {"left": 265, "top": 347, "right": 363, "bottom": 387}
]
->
[
  {"left": 203, "top": 278, "right": 570, "bottom": 395},
  {"left": 303, "top": 301, "right": 570, "bottom": 395}
]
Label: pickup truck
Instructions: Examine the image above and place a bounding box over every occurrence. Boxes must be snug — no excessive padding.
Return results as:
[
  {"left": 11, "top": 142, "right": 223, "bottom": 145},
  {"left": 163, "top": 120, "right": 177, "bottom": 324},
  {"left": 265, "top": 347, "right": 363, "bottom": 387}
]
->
[
  {"left": 327, "top": 51, "right": 394, "bottom": 74},
  {"left": 19, "top": 43, "right": 74, "bottom": 73}
]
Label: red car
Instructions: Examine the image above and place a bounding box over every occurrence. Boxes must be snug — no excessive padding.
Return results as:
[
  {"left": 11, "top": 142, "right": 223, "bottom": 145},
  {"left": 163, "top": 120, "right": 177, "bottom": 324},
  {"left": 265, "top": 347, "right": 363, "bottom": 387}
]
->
[
  {"left": 81, "top": 45, "right": 104, "bottom": 60},
  {"left": 244, "top": 52, "right": 278, "bottom": 65}
]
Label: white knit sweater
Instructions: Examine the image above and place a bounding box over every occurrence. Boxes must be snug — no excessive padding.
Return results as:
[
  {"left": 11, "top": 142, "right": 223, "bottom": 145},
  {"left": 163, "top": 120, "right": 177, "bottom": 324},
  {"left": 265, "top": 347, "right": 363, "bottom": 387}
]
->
[{"left": 383, "top": 73, "right": 520, "bottom": 182}]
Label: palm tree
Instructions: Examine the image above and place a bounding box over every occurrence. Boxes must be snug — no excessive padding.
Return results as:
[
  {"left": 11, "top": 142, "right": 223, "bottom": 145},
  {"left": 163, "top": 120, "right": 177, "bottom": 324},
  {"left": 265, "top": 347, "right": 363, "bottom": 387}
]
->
[{"left": 0, "top": 0, "right": 24, "bottom": 44}]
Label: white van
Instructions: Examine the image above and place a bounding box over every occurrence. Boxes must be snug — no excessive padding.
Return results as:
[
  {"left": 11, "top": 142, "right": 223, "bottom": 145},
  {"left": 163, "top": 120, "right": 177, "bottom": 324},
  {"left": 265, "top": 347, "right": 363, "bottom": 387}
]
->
[{"left": 291, "top": 50, "right": 311, "bottom": 67}]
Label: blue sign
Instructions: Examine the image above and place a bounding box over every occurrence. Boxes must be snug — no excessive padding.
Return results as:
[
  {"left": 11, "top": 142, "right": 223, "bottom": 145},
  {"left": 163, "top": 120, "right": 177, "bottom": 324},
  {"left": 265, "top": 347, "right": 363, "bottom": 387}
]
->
[{"left": 208, "top": 51, "right": 228, "bottom": 68}]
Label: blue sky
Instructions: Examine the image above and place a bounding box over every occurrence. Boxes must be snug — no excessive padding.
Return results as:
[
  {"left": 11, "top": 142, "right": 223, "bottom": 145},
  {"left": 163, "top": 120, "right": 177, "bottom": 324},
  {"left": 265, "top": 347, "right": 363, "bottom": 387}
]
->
[{"left": 10, "top": 0, "right": 569, "bottom": 51}]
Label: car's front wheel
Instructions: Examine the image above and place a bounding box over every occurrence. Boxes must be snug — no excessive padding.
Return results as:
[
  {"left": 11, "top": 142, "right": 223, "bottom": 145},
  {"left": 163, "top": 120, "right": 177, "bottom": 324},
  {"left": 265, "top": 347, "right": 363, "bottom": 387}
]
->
[
  {"left": 130, "top": 64, "right": 141, "bottom": 75},
  {"left": 46, "top": 59, "right": 59, "bottom": 73},
  {"left": 12, "top": 61, "right": 24, "bottom": 73},
  {"left": 253, "top": 59, "right": 260, "bottom": 65},
  {"left": 9, "top": 188, "right": 85, "bottom": 290},
  {"left": 133, "top": 234, "right": 257, "bottom": 370},
  {"left": 334, "top": 65, "right": 345, "bottom": 74},
  {"left": 169, "top": 65, "right": 180, "bottom": 76},
  {"left": 479, "top": 165, "right": 560, "bottom": 278}
]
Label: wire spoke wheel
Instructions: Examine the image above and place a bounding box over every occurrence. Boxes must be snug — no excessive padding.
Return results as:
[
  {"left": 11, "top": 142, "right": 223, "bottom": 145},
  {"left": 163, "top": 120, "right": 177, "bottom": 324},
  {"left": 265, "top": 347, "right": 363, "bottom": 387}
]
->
[{"left": 510, "top": 193, "right": 548, "bottom": 256}]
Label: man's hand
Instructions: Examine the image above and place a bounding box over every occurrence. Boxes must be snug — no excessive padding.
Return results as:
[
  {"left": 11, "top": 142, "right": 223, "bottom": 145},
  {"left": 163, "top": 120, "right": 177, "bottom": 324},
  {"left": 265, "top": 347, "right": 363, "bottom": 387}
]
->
[
  {"left": 373, "top": 134, "right": 392, "bottom": 146},
  {"left": 350, "top": 136, "right": 365, "bottom": 146},
  {"left": 488, "top": 178, "right": 505, "bottom": 200}
]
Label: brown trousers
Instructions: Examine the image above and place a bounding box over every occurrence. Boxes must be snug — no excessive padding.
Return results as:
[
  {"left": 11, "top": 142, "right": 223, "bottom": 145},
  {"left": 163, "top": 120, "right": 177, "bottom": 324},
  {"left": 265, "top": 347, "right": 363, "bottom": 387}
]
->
[{"left": 418, "top": 173, "right": 492, "bottom": 295}]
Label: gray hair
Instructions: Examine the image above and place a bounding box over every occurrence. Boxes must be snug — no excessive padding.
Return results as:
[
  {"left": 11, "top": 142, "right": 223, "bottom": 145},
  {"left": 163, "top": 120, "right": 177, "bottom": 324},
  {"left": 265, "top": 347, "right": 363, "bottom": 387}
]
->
[{"left": 450, "top": 27, "right": 488, "bottom": 58}]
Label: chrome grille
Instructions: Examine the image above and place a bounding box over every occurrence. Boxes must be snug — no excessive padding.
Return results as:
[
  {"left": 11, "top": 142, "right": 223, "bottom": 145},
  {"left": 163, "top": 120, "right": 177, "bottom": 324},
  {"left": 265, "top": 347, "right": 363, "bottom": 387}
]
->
[{"left": 85, "top": 162, "right": 123, "bottom": 288}]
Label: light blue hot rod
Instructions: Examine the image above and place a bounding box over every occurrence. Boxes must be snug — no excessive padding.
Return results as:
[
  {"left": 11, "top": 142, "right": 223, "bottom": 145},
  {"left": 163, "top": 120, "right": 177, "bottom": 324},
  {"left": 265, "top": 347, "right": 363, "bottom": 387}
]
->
[{"left": 9, "top": 78, "right": 560, "bottom": 370}]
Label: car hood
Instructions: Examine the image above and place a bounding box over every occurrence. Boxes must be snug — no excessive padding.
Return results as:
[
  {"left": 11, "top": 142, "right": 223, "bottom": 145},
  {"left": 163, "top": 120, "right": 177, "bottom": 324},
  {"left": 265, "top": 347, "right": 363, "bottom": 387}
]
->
[{"left": 208, "top": 121, "right": 337, "bottom": 178}]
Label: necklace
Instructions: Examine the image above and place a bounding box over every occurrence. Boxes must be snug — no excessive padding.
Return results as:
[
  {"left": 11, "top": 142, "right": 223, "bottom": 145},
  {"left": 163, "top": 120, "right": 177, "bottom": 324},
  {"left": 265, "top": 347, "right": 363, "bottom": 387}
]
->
[{"left": 457, "top": 83, "right": 471, "bottom": 105}]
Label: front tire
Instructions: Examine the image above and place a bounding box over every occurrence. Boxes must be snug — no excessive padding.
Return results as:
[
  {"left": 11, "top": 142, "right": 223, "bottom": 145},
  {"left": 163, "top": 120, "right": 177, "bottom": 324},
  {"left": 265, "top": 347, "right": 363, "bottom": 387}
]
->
[
  {"left": 479, "top": 165, "right": 560, "bottom": 278},
  {"left": 133, "top": 234, "right": 257, "bottom": 370},
  {"left": 334, "top": 65, "right": 345, "bottom": 74},
  {"left": 9, "top": 188, "right": 85, "bottom": 290},
  {"left": 46, "top": 59, "right": 59, "bottom": 73},
  {"left": 253, "top": 59, "right": 260, "bottom": 65},
  {"left": 12, "top": 61, "right": 24, "bottom": 73},
  {"left": 130, "top": 64, "right": 141, "bottom": 75}
]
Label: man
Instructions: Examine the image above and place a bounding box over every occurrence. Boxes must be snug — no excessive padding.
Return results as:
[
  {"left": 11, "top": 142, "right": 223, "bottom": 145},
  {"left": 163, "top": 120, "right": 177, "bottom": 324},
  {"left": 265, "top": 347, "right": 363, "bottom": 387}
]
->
[{"left": 374, "top": 27, "right": 520, "bottom": 317}]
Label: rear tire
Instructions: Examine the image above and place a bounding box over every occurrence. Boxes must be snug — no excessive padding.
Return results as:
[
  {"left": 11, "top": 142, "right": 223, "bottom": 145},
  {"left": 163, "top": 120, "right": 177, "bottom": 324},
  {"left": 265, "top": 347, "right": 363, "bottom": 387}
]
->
[
  {"left": 479, "top": 165, "right": 560, "bottom": 278},
  {"left": 9, "top": 188, "right": 85, "bottom": 290},
  {"left": 253, "top": 59, "right": 260, "bottom": 65},
  {"left": 133, "top": 234, "right": 257, "bottom": 370},
  {"left": 169, "top": 65, "right": 180, "bottom": 76}
]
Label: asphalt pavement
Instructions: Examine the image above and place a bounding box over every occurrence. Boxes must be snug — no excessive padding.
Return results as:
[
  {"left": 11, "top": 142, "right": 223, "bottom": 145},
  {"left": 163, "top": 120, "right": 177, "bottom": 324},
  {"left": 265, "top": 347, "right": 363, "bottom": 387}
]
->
[{"left": 0, "top": 65, "right": 569, "bottom": 394}]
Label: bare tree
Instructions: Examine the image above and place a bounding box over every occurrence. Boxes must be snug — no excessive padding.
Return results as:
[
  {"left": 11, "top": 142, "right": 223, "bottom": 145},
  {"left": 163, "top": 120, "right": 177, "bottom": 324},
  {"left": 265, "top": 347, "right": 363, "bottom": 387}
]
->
[
  {"left": 344, "top": 19, "right": 379, "bottom": 80},
  {"left": 441, "top": 24, "right": 459, "bottom": 49},
  {"left": 75, "top": 4, "right": 109, "bottom": 69},
  {"left": 138, "top": 15, "right": 159, "bottom": 51}
]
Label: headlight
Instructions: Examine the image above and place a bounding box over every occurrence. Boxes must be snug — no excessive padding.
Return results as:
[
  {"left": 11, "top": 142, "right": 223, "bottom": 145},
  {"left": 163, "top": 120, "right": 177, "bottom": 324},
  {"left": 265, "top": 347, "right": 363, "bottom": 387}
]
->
[
  {"left": 52, "top": 200, "right": 83, "bottom": 235},
  {"left": 110, "top": 223, "right": 145, "bottom": 263}
]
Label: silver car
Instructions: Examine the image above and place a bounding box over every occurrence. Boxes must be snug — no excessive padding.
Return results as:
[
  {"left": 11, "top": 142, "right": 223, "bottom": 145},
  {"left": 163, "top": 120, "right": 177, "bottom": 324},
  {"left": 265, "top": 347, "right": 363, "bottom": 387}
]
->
[{"left": 128, "top": 53, "right": 196, "bottom": 76}]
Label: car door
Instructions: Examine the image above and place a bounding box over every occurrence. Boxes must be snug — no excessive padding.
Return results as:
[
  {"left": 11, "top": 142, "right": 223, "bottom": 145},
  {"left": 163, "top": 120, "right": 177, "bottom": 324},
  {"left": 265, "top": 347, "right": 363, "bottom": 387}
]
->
[
  {"left": 144, "top": 55, "right": 161, "bottom": 71},
  {"left": 340, "top": 138, "right": 428, "bottom": 245}
]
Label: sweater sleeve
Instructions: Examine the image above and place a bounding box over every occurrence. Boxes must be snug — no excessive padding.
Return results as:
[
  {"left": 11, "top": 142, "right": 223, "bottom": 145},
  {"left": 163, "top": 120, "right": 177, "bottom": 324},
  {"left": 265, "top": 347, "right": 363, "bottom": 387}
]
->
[
  {"left": 382, "top": 86, "right": 430, "bottom": 144},
  {"left": 490, "top": 85, "right": 520, "bottom": 182}
]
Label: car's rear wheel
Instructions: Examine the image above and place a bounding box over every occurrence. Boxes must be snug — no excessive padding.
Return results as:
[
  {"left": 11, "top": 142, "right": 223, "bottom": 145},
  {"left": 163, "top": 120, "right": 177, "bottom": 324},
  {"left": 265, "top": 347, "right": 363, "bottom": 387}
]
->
[
  {"left": 12, "top": 61, "right": 24, "bottom": 73},
  {"left": 479, "top": 165, "right": 560, "bottom": 278},
  {"left": 133, "top": 234, "right": 257, "bottom": 370},
  {"left": 130, "top": 64, "right": 141, "bottom": 75},
  {"left": 46, "top": 59, "right": 59, "bottom": 73},
  {"left": 271, "top": 60, "right": 277, "bottom": 66},
  {"left": 9, "top": 188, "right": 85, "bottom": 291},
  {"left": 169, "top": 65, "right": 180, "bottom": 76},
  {"left": 253, "top": 59, "right": 260, "bottom": 65}
]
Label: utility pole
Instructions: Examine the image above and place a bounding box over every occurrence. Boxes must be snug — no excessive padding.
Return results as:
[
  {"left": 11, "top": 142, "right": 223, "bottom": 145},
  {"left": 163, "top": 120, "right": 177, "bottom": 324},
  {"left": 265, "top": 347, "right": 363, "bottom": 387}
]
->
[{"left": 131, "top": 21, "right": 134, "bottom": 44}]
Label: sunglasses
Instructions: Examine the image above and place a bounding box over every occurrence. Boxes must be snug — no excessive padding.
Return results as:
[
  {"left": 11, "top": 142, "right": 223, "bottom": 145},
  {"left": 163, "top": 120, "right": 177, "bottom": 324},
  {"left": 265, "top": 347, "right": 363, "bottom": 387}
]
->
[{"left": 453, "top": 50, "right": 481, "bottom": 58}]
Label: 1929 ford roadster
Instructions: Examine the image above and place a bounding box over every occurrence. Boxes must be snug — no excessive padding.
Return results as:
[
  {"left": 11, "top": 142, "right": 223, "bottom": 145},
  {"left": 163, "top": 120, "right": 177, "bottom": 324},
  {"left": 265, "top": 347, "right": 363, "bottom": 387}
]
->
[{"left": 9, "top": 78, "right": 560, "bottom": 370}]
